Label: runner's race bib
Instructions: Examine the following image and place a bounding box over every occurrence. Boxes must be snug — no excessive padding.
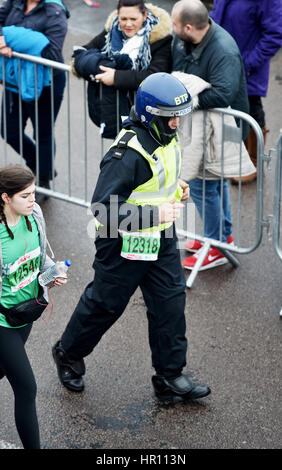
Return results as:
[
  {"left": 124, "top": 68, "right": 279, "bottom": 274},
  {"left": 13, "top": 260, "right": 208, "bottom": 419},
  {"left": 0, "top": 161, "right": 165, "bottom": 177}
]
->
[
  {"left": 7, "top": 247, "right": 40, "bottom": 292},
  {"left": 120, "top": 230, "right": 161, "bottom": 261}
]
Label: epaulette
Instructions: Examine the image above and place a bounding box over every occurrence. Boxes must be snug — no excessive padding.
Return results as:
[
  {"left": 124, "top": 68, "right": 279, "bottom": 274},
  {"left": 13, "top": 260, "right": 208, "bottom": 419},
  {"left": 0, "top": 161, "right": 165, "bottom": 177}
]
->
[{"left": 112, "top": 131, "right": 135, "bottom": 159}]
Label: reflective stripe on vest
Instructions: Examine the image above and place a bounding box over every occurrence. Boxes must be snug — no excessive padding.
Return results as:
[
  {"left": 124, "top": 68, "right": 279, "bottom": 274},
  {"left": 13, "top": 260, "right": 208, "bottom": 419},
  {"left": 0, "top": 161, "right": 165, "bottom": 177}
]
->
[
  {"left": 123, "top": 133, "right": 182, "bottom": 203},
  {"left": 109, "top": 128, "right": 183, "bottom": 231},
  {"left": 128, "top": 135, "right": 181, "bottom": 201}
]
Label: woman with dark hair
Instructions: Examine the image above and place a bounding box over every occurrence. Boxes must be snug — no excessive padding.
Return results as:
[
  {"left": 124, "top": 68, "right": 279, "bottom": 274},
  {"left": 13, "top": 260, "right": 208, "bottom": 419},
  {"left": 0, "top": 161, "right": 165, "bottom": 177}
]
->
[
  {"left": 72, "top": 0, "right": 173, "bottom": 138},
  {"left": 0, "top": 164, "right": 66, "bottom": 449}
]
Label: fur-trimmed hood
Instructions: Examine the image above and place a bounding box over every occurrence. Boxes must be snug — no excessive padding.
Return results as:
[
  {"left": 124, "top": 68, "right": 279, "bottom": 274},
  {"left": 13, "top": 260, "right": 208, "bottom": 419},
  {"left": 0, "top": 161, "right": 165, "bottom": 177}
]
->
[{"left": 104, "top": 3, "right": 172, "bottom": 44}]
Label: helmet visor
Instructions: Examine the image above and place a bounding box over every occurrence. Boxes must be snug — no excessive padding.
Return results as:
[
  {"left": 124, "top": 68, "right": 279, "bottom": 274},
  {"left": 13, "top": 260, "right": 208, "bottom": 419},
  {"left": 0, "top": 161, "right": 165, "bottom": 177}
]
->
[{"left": 178, "top": 112, "right": 192, "bottom": 147}]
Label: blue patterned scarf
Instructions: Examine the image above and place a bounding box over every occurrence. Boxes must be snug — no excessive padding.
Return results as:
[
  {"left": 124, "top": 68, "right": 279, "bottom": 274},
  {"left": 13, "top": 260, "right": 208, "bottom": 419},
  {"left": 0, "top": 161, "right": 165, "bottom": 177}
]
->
[{"left": 102, "top": 9, "right": 159, "bottom": 71}]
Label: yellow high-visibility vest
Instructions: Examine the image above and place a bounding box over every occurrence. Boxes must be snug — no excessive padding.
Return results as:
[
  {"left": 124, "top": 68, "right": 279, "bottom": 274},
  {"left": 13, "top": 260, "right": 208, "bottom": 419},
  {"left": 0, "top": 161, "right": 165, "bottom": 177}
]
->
[{"left": 109, "top": 128, "right": 183, "bottom": 232}]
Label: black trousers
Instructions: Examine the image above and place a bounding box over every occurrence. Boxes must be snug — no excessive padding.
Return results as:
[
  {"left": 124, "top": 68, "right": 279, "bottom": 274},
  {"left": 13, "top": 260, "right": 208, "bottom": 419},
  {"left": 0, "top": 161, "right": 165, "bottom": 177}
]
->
[
  {"left": 248, "top": 95, "right": 265, "bottom": 128},
  {"left": 61, "top": 228, "right": 187, "bottom": 378},
  {"left": 0, "top": 324, "right": 40, "bottom": 449}
]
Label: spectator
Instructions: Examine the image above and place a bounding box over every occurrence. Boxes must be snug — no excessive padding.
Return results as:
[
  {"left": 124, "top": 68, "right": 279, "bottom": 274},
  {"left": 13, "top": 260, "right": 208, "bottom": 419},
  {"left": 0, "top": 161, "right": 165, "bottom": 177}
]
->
[
  {"left": 0, "top": 0, "right": 69, "bottom": 199},
  {"left": 72, "top": 0, "right": 172, "bottom": 139},
  {"left": 52, "top": 73, "right": 211, "bottom": 404},
  {"left": 210, "top": 0, "right": 282, "bottom": 183},
  {"left": 171, "top": 0, "right": 250, "bottom": 270},
  {"left": 0, "top": 165, "right": 67, "bottom": 449},
  {"left": 172, "top": 70, "right": 256, "bottom": 269}
]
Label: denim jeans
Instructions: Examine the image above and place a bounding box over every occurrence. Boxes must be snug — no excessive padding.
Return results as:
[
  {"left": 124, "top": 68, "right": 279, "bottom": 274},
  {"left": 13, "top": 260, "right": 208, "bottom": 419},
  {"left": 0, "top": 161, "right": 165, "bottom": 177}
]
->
[
  {"left": 188, "top": 178, "right": 232, "bottom": 242},
  {"left": 1, "top": 71, "right": 66, "bottom": 180}
]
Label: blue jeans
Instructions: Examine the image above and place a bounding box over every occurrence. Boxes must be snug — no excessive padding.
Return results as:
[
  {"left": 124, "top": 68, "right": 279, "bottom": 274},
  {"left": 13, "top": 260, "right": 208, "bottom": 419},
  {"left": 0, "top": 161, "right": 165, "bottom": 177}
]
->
[
  {"left": 1, "top": 71, "right": 66, "bottom": 180},
  {"left": 189, "top": 178, "right": 232, "bottom": 242}
]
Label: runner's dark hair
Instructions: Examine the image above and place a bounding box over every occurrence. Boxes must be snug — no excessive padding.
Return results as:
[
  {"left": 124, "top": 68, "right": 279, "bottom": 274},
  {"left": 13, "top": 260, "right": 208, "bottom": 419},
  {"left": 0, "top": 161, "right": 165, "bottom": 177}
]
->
[{"left": 0, "top": 165, "right": 35, "bottom": 239}]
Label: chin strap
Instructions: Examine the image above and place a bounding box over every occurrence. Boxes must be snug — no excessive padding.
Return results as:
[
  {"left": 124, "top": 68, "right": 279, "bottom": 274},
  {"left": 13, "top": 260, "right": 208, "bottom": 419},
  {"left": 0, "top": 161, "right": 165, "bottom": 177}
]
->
[{"left": 149, "top": 119, "right": 176, "bottom": 146}]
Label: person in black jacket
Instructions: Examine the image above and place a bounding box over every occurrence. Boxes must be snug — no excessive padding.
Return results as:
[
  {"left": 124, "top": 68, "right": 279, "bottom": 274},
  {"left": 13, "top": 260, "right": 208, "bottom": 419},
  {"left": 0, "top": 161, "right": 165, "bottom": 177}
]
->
[
  {"left": 72, "top": 0, "right": 173, "bottom": 139},
  {"left": 0, "top": 0, "right": 69, "bottom": 197}
]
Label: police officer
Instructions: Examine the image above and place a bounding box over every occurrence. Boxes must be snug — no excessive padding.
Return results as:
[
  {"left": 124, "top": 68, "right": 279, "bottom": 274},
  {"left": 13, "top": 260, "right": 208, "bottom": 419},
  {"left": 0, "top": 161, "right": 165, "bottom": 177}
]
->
[{"left": 52, "top": 73, "right": 211, "bottom": 403}]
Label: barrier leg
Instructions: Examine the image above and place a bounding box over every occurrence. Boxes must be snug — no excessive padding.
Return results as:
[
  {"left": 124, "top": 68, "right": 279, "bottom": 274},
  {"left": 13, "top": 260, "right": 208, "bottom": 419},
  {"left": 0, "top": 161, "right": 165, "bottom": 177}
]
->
[
  {"left": 217, "top": 248, "right": 240, "bottom": 268},
  {"left": 186, "top": 241, "right": 210, "bottom": 288}
]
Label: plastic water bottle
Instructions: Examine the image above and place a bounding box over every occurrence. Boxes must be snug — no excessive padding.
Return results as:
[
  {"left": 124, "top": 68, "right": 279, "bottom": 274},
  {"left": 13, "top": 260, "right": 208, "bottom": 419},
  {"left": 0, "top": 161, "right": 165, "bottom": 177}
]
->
[{"left": 38, "top": 259, "right": 71, "bottom": 287}]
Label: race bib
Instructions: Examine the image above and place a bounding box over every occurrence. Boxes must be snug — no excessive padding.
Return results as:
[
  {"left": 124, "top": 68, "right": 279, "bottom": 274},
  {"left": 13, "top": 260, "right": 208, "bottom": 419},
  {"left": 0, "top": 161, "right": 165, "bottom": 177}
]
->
[
  {"left": 120, "top": 230, "right": 161, "bottom": 261},
  {"left": 7, "top": 247, "right": 40, "bottom": 292}
]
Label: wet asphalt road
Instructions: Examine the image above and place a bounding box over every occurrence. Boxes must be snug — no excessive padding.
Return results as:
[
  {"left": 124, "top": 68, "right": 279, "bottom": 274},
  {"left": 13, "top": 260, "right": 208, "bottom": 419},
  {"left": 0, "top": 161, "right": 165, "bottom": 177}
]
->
[{"left": 0, "top": 0, "right": 281, "bottom": 454}]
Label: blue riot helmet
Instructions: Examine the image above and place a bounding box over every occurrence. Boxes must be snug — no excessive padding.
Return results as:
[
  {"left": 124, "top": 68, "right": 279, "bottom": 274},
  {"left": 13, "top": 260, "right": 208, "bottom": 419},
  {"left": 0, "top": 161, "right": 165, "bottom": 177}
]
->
[{"left": 135, "top": 72, "right": 192, "bottom": 145}]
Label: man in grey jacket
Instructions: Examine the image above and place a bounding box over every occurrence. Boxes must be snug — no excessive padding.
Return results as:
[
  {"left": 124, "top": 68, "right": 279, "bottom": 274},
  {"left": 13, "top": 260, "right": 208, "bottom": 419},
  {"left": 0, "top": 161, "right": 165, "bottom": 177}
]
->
[{"left": 171, "top": 0, "right": 249, "bottom": 271}]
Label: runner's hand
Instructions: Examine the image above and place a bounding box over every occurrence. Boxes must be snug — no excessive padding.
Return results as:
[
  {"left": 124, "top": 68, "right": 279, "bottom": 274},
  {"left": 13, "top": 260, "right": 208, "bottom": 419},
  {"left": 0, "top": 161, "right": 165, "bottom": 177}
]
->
[{"left": 53, "top": 277, "right": 67, "bottom": 287}]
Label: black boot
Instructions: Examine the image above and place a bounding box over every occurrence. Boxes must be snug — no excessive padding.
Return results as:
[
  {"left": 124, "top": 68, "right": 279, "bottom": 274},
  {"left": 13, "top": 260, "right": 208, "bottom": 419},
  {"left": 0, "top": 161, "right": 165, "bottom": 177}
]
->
[
  {"left": 152, "top": 374, "right": 211, "bottom": 403},
  {"left": 52, "top": 340, "right": 85, "bottom": 392}
]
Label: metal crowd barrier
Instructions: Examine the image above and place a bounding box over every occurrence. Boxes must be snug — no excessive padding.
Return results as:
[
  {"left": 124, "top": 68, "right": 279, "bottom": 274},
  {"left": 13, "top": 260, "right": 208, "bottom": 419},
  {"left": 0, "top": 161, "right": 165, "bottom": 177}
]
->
[
  {"left": 0, "top": 52, "right": 93, "bottom": 208},
  {"left": 0, "top": 52, "right": 279, "bottom": 291},
  {"left": 272, "top": 133, "right": 282, "bottom": 316},
  {"left": 273, "top": 133, "right": 282, "bottom": 262},
  {"left": 0, "top": 51, "right": 133, "bottom": 208},
  {"left": 177, "top": 108, "right": 266, "bottom": 287}
]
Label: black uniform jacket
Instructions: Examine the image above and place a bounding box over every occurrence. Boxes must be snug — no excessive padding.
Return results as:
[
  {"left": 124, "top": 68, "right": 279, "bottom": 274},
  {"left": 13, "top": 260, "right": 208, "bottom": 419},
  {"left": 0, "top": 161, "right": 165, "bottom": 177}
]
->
[{"left": 91, "top": 118, "right": 162, "bottom": 277}]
